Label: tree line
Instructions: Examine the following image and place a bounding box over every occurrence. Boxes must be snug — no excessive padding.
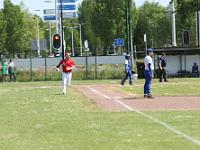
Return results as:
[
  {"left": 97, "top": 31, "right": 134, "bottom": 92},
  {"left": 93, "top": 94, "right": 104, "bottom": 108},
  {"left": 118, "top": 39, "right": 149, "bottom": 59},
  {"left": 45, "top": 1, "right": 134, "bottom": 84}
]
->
[{"left": 0, "top": 0, "right": 198, "bottom": 56}]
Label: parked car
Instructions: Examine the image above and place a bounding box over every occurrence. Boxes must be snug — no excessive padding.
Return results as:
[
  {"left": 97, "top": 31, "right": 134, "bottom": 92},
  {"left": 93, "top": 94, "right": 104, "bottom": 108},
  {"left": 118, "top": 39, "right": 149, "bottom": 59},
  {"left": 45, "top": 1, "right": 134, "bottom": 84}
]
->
[{"left": 54, "top": 51, "right": 61, "bottom": 57}]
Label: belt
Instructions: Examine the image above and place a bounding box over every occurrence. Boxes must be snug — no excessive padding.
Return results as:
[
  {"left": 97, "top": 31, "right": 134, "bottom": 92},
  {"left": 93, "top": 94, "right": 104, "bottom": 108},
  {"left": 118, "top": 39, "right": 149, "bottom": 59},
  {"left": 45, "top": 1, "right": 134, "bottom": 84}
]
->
[{"left": 64, "top": 71, "right": 71, "bottom": 74}]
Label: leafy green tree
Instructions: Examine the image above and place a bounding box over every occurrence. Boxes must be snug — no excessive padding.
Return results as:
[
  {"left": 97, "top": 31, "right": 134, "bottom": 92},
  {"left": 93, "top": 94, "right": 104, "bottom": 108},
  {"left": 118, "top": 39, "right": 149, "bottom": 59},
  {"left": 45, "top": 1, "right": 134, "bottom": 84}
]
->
[
  {"left": 2, "top": 0, "right": 45, "bottom": 56},
  {"left": 176, "top": 0, "right": 197, "bottom": 46},
  {"left": 78, "top": 0, "right": 99, "bottom": 54},
  {"left": 79, "top": 0, "right": 137, "bottom": 55},
  {"left": 3, "top": 0, "right": 24, "bottom": 54},
  {"left": 17, "top": 3, "right": 38, "bottom": 54},
  {"left": 0, "top": 10, "right": 7, "bottom": 54},
  {"left": 133, "top": 2, "right": 171, "bottom": 51}
]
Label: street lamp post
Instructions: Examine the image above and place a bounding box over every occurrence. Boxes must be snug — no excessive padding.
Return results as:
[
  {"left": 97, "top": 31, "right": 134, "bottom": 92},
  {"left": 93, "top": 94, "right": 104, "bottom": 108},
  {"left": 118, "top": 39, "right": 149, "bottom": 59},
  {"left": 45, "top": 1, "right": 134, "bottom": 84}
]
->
[
  {"left": 46, "top": 22, "right": 53, "bottom": 53},
  {"left": 34, "top": 17, "right": 40, "bottom": 56},
  {"left": 65, "top": 26, "right": 79, "bottom": 56},
  {"left": 79, "top": 24, "right": 83, "bottom": 56},
  {"left": 71, "top": 27, "right": 74, "bottom": 56}
]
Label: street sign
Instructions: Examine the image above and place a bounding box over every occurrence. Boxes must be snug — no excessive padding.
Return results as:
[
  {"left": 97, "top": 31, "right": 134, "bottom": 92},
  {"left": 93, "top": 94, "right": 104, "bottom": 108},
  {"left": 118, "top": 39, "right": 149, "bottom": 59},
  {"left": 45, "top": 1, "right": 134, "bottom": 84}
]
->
[
  {"left": 43, "top": 9, "right": 55, "bottom": 15},
  {"left": 58, "top": 0, "right": 77, "bottom": 3},
  {"left": 84, "top": 40, "right": 89, "bottom": 49},
  {"left": 114, "top": 38, "right": 124, "bottom": 47},
  {"left": 144, "top": 33, "right": 147, "bottom": 42},
  {"left": 58, "top": 4, "right": 76, "bottom": 10},
  {"left": 62, "top": 12, "right": 77, "bottom": 18},
  {"left": 44, "top": 15, "right": 56, "bottom": 20}
]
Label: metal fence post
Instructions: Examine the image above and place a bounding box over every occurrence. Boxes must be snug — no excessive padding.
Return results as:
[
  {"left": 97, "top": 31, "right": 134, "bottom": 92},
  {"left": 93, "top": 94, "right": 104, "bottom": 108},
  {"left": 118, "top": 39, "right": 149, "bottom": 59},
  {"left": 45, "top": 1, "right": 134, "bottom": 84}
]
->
[
  {"left": 86, "top": 54, "right": 88, "bottom": 79},
  {"left": 45, "top": 52, "right": 47, "bottom": 81},
  {"left": 30, "top": 52, "right": 33, "bottom": 81},
  {"left": 95, "top": 48, "right": 97, "bottom": 79}
]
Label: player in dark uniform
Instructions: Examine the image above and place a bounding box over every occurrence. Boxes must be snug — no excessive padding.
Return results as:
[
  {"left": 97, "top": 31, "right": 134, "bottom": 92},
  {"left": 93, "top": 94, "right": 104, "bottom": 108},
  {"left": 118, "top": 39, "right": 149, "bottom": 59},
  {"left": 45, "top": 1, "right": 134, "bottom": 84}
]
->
[{"left": 158, "top": 52, "right": 168, "bottom": 82}]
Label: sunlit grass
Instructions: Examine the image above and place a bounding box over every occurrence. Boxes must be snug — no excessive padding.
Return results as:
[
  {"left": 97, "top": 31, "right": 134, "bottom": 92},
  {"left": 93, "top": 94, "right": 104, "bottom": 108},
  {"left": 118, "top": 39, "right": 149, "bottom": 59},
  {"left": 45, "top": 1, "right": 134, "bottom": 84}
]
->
[
  {"left": 117, "top": 78, "right": 200, "bottom": 96},
  {"left": 0, "top": 81, "right": 200, "bottom": 150}
]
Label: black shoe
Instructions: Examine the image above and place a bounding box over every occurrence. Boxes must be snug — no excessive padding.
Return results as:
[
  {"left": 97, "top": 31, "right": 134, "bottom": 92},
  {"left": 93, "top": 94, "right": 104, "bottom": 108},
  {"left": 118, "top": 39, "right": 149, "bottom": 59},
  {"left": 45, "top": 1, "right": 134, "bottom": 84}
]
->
[
  {"left": 164, "top": 80, "right": 168, "bottom": 82},
  {"left": 144, "top": 95, "right": 147, "bottom": 98},
  {"left": 121, "top": 83, "right": 124, "bottom": 85},
  {"left": 147, "top": 95, "right": 154, "bottom": 99}
]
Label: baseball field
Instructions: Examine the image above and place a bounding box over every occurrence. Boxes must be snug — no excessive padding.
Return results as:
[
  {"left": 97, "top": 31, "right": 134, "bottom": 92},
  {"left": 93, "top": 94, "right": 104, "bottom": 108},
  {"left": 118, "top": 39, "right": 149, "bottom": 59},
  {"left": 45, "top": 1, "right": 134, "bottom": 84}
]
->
[{"left": 0, "top": 78, "right": 200, "bottom": 150}]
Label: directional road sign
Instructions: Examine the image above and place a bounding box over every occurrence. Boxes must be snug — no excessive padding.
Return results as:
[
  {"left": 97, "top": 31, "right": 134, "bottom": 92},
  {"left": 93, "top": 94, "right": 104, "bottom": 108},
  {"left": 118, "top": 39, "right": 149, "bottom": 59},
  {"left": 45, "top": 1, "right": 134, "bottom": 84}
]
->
[
  {"left": 114, "top": 38, "right": 124, "bottom": 47},
  {"left": 62, "top": 12, "right": 77, "bottom": 18},
  {"left": 43, "top": 9, "right": 55, "bottom": 15},
  {"left": 44, "top": 15, "right": 56, "bottom": 21},
  {"left": 58, "top": 4, "right": 76, "bottom": 10},
  {"left": 58, "top": 0, "right": 77, "bottom": 3}
]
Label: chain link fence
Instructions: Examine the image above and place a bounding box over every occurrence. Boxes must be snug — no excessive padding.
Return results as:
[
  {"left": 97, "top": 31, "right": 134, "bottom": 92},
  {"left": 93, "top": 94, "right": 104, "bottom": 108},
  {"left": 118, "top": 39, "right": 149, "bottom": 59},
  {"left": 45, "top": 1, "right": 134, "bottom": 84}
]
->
[{"left": 0, "top": 52, "right": 126, "bottom": 82}]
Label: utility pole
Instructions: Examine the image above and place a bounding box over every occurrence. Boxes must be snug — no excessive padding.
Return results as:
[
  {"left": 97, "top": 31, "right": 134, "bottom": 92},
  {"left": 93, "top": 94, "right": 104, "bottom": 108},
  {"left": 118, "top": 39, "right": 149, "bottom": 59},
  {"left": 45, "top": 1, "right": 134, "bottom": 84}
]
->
[
  {"left": 196, "top": 0, "right": 200, "bottom": 47},
  {"left": 125, "top": 0, "right": 130, "bottom": 54},
  {"left": 34, "top": 17, "right": 40, "bottom": 56},
  {"left": 49, "top": 22, "right": 52, "bottom": 53},
  {"left": 71, "top": 28, "right": 74, "bottom": 56},
  {"left": 128, "top": 0, "right": 134, "bottom": 67},
  {"left": 79, "top": 24, "right": 83, "bottom": 56},
  {"left": 171, "top": 0, "right": 177, "bottom": 47}
]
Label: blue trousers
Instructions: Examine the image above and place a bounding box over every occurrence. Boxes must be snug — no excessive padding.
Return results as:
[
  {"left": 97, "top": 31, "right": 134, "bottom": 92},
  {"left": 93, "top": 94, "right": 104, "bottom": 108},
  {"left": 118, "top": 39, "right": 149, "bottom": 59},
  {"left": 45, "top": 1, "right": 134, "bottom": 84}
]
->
[
  {"left": 144, "top": 70, "right": 152, "bottom": 95},
  {"left": 121, "top": 69, "right": 132, "bottom": 85}
]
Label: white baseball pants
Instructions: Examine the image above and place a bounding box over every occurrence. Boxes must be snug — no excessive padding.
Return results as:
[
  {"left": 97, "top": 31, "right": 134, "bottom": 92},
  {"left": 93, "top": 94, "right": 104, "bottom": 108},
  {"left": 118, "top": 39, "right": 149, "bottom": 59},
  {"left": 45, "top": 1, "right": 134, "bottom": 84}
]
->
[{"left": 62, "top": 72, "right": 72, "bottom": 94}]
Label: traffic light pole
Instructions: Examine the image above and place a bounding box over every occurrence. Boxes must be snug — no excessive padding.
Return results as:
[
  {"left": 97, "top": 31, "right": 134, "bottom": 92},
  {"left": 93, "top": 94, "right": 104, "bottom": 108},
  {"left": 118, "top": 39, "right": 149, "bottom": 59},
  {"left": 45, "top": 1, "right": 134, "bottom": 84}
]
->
[{"left": 60, "top": 0, "right": 65, "bottom": 60}]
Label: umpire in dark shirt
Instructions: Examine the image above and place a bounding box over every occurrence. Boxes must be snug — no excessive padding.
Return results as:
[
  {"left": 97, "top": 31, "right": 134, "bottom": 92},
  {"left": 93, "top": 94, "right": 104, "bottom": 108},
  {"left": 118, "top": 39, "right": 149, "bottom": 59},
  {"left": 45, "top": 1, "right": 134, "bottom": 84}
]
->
[{"left": 159, "top": 52, "right": 168, "bottom": 82}]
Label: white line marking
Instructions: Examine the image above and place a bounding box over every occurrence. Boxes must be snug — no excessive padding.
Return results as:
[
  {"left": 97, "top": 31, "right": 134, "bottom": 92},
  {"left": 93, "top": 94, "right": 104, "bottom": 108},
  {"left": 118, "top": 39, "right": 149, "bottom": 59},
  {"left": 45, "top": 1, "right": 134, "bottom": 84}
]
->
[
  {"left": 88, "top": 87, "right": 200, "bottom": 146},
  {"left": 88, "top": 87, "right": 111, "bottom": 100}
]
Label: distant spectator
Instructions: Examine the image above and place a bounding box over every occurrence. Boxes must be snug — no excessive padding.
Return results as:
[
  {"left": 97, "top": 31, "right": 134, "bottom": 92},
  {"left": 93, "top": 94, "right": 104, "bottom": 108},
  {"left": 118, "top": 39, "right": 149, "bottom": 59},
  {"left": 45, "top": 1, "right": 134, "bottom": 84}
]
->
[
  {"left": 191, "top": 62, "right": 199, "bottom": 77},
  {"left": 1, "top": 60, "right": 8, "bottom": 82},
  {"left": 8, "top": 59, "right": 16, "bottom": 82}
]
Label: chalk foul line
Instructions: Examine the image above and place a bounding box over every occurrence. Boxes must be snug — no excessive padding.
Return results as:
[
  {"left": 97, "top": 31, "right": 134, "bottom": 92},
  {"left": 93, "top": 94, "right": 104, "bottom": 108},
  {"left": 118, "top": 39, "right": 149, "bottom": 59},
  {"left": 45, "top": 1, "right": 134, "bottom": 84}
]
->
[{"left": 88, "top": 87, "right": 200, "bottom": 146}]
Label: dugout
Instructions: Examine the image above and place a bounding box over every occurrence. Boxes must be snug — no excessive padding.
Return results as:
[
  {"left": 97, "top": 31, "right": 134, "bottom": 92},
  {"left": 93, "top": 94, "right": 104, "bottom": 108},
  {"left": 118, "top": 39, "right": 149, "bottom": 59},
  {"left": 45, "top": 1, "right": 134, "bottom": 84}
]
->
[{"left": 153, "top": 47, "right": 200, "bottom": 77}]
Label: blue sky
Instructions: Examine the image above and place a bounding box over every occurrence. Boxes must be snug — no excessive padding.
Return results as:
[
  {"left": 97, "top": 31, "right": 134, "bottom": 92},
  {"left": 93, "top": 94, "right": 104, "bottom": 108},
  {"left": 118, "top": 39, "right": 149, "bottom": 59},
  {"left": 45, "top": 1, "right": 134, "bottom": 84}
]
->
[{"left": 0, "top": 0, "right": 171, "bottom": 17}]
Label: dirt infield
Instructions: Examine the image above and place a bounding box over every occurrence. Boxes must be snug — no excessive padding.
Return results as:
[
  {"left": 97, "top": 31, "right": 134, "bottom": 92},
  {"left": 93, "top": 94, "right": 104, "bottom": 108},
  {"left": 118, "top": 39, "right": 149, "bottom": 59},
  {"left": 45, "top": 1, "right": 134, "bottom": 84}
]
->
[{"left": 74, "top": 84, "right": 200, "bottom": 112}]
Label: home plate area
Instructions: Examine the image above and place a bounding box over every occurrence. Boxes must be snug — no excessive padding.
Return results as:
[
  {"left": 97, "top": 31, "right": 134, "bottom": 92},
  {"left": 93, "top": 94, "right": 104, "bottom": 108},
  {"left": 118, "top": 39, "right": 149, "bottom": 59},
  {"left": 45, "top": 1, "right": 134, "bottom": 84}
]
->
[{"left": 74, "top": 84, "right": 200, "bottom": 112}]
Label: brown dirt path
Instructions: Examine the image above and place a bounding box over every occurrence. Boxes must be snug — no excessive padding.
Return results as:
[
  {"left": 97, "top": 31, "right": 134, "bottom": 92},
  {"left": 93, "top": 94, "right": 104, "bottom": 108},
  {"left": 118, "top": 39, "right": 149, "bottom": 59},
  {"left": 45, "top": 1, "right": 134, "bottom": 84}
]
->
[{"left": 74, "top": 84, "right": 200, "bottom": 112}]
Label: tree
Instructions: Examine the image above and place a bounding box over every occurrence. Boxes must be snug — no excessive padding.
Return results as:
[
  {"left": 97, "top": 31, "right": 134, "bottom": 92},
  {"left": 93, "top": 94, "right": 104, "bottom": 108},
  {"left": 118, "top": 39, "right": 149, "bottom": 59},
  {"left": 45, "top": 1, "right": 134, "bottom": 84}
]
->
[
  {"left": 176, "top": 0, "right": 197, "bottom": 46},
  {"left": 133, "top": 2, "right": 171, "bottom": 51},
  {"left": 3, "top": 0, "right": 24, "bottom": 54},
  {"left": 0, "top": 10, "right": 7, "bottom": 54},
  {"left": 78, "top": 0, "right": 99, "bottom": 53},
  {"left": 2, "top": 0, "right": 44, "bottom": 55},
  {"left": 79, "top": 0, "right": 137, "bottom": 55}
]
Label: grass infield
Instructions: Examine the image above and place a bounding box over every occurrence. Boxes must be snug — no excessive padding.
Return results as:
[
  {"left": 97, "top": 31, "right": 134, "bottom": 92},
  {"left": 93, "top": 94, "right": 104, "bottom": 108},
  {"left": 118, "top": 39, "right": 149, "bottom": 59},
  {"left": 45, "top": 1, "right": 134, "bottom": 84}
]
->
[{"left": 0, "top": 78, "right": 200, "bottom": 150}]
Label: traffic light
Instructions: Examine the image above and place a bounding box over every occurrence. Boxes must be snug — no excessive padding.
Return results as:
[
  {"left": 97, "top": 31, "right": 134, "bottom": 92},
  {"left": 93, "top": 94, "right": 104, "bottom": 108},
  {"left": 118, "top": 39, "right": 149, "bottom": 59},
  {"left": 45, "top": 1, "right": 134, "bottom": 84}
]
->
[
  {"left": 183, "top": 30, "right": 190, "bottom": 46},
  {"left": 53, "top": 34, "right": 61, "bottom": 49}
]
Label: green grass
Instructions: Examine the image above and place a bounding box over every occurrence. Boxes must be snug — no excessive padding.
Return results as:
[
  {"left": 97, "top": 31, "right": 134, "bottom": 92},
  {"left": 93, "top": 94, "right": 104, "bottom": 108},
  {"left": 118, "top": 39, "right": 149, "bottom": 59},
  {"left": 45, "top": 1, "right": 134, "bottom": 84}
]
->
[
  {"left": 0, "top": 80, "right": 200, "bottom": 150},
  {"left": 118, "top": 78, "right": 200, "bottom": 96}
]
